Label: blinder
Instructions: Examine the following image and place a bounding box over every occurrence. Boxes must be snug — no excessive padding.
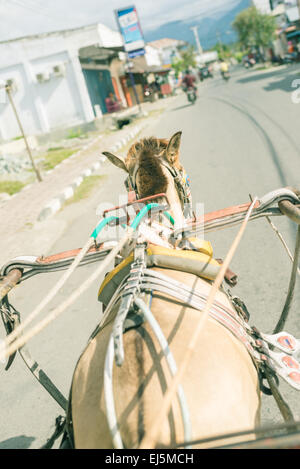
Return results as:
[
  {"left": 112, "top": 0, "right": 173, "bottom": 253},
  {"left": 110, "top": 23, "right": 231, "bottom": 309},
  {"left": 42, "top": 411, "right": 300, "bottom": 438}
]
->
[{"left": 124, "top": 160, "right": 193, "bottom": 219}]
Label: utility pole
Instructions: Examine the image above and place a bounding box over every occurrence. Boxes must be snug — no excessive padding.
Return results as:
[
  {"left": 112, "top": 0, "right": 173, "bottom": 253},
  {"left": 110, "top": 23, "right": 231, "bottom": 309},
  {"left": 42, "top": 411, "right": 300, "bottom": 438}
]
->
[
  {"left": 5, "top": 83, "right": 42, "bottom": 182},
  {"left": 216, "top": 30, "right": 224, "bottom": 58},
  {"left": 190, "top": 26, "right": 203, "bottom": 55}
]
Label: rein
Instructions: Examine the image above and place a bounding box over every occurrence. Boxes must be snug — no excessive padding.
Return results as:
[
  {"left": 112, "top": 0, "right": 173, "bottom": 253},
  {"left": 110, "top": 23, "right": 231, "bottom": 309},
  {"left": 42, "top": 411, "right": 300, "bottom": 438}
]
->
[{"left": 1, "top": 187, "right": 300, "bottom": 449}]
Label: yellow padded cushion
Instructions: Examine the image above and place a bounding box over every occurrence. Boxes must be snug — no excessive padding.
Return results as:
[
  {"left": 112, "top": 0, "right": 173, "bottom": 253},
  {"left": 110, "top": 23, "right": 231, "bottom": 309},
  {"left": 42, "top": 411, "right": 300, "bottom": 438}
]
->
[{"left": 98, "top": 243, "right": 219, "bottom": 302}]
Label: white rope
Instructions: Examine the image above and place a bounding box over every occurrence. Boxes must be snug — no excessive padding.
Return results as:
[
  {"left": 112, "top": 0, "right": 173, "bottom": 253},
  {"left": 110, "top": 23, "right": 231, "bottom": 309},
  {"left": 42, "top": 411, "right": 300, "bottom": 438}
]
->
[
  {"left": 1, "top": 237, "right": 94, "bottom": 353},
  {"left": 0, "top": 228, "right": 134, "bottom": 363},
  {"left": 266, "top": 216, "right": 300, "bottom": 277},
  {"left": 138, "top": 197, "right": 258, "bottom": 449},
  {"left": 104, "top": 297, "right": 192, "bottom": 450}
]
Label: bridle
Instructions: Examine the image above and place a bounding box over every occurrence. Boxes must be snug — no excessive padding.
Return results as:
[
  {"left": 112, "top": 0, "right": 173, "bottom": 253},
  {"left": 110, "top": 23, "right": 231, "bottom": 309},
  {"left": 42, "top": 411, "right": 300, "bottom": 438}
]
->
[{"left": 124, "top": 158, "right": 193, "bottom": 219}]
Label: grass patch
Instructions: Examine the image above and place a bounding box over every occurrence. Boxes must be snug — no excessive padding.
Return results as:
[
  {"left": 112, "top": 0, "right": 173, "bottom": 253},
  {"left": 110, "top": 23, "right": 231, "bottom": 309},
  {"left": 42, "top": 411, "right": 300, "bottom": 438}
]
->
[
  {"left": 64, "top": 175, "right": 107, "bottom": 206},
  {"left": 42, "top": 147, "right": 79, "bottom": 170},
  {"left": 67, "top": 128, "right": 87, "bottom": 139},
  {"left": 0, "top": 180, "right": 26, "bottom": 195}
]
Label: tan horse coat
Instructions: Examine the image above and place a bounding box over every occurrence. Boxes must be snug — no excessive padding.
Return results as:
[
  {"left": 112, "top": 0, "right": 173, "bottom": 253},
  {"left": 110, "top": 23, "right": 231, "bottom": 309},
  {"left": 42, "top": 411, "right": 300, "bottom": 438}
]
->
[
  {"left": 71, "top": 267, "right": 261, "bottom": 449},
  {"left": 70, "top": 132, "right": 261, "bottom": 448}
]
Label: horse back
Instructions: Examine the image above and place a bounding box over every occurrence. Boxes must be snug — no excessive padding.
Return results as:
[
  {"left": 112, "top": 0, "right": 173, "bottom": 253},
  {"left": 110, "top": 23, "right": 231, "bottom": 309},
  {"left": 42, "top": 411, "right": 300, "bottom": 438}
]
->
[{"left": 71, "top": 268, "right": 261, "bottom": 449}]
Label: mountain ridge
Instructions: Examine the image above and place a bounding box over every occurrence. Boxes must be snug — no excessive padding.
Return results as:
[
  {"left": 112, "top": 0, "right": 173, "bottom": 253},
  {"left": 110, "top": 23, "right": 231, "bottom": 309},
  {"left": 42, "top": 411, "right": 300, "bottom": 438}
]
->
[{"left": 143, "top": 0, "right": 252, "bottom": 50}]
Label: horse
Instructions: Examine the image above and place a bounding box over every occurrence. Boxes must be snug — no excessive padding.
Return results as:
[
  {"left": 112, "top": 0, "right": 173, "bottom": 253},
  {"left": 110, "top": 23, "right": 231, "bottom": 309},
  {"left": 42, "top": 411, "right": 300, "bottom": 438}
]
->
[{"left": 68, "top": 131, "right": 261, "bottom": 449}]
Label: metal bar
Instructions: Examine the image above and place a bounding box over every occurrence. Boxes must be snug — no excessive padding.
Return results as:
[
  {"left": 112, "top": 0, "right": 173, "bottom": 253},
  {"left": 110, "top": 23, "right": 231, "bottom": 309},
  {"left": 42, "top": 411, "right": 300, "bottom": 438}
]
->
[
  {"left": 273, "top": 225, "right": 300, "bottom": 334},
  {"left": 0, "top": 269, "right": 22, "bottom": 302},
  {"left": 279, "top": 200, "right": 300, "bottom": 225},
  {"left": 18, "top": 346, "right": 68, "bottom": 411}
]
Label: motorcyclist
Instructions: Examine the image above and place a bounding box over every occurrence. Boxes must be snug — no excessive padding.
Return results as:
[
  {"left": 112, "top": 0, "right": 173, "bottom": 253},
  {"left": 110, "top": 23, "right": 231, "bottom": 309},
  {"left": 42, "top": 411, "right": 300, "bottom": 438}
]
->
[
  {"left": 220, "top": 60, "right": 229, "bottom": 79},
  {"left": 182, "top": 69, "right": 197, "bottom": 95}
]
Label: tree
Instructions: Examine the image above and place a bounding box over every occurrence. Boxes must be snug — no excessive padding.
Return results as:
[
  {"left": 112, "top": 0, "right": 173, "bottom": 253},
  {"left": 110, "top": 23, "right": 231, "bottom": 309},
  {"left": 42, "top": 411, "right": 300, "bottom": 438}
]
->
[
  {"left": 232, "top": 6, "right": 277, "bottom": 52},
  {"left": 171, "top": 45, "right": 196, "bottom": 77},
  {"left": 212, "top": 42, "right": 231, "bottom": 60}
]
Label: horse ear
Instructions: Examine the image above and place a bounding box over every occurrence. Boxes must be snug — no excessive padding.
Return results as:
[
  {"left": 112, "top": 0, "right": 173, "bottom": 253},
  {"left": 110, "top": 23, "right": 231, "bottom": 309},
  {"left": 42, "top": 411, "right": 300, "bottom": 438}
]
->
[
  {"left": 166, "top": 131, "right": 182, "bottom": 165},
  {"left": 102, "top": 152, "right": 128, "bottom": 173}
]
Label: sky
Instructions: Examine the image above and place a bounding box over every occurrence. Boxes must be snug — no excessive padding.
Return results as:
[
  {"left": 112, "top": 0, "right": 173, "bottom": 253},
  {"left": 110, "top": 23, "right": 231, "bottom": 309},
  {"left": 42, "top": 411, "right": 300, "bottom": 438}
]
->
[{"left": 0, "top": 0, "right": 242, "bottom": 42}]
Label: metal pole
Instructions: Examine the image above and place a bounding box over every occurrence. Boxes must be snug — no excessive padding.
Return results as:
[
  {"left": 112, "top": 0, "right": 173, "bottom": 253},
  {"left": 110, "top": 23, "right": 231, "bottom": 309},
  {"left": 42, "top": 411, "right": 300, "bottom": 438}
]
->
[
  {"left": 216, "top": 31, "right": 224, "bottom": 58},
  {"left": 5, "top": 85, "right": 42, "bottom": 182},
  {"left": 0, "top": 269, "right": 23, "bottom": 302},
  {"left": 190, "top": 26, "right": 203, "bottom": 55}
]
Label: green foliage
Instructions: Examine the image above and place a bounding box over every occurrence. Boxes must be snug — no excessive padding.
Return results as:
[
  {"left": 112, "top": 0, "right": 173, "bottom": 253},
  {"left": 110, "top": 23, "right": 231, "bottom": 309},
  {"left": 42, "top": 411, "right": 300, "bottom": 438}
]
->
[
  {"left": 234, "top": 51, "right": 244, "bottom": 63},
  {"left": 42, "top": 147, "right": 79, "bottom": 170},
  {"left": 212, "top": 42, "right": 232, "bottom": 60},
  {"left": 67, "top": 128, "right": 87, "bottom": 139},
  {"left": 232, "top": 6, "right": 277, "bottom": 50},
  {"left": 0, "top": 180, "right": 25, "bottom": 195},
  {"left": 171, "top": 58, "right": 184, "bottom": 78},
  {"left": 64, "top": 175, "right": 107, "bottom": 206},
  {"left": 171, "top": 45, "right": 197, "bottom": 77}
]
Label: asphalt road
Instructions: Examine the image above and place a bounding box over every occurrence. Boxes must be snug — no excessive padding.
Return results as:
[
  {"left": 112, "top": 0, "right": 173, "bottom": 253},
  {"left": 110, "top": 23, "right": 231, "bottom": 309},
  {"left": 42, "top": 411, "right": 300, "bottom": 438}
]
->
[{"left": 1, "top": 64, "right": 300, "bottom": 449}]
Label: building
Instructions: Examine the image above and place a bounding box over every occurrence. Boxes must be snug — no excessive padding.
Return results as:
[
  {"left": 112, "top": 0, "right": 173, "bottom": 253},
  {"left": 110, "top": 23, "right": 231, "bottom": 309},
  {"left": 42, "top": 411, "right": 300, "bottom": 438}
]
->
[
  {"left": 0, "top": 23, "right": 126, "bottom": 142},
  {"left": 147, "top": 38, "right": 186, "bottom": 68},
  {"left": 269, "top": 1, "right": 300, "bottom": 57},
  {"left": 283, "top": 0, "right": 300, "bottom": 44},
  {"left": 251, "top": 0, "right": 300, "bottom": 58},
  {"left": 252, "top": 0, "right": 272, "bottom": 13}
]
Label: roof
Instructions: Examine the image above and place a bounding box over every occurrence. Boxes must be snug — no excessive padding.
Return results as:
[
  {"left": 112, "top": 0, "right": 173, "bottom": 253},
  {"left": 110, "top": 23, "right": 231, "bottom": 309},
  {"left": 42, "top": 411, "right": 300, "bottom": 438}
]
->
[
  {"left": 0, "top": 22, "right": 118, "bottom": 45},
  {"left": 127, "top": 55, "right": 171, "bottom": 74},
  {"left": 147, "top": 38, "right": 185, "bottom": 50}
]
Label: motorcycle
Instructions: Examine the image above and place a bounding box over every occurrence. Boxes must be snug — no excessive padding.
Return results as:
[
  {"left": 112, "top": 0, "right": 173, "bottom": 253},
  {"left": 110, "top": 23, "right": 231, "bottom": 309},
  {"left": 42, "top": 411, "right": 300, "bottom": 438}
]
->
[
  {"left": 199, "top": 66, "right": 214, "bottom": 81},
  {"left": 143, "top": 85, "right": 155, "bottom": 102},
  {"left": 186, "top": 87, "right": 197, "bottom": 104},
  {"left": 221, "top": 71, "right": 230, "bottom": 81}
]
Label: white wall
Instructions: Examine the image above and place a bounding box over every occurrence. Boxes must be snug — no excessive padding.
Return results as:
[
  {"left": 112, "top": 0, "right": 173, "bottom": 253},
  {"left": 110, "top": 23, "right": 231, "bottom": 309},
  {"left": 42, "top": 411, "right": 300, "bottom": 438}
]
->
[
  {"left": 144, "top": 45, "right": 161, "bottom": 67},
  {"left": 0, "top": 24, "right": 123, "bottom": 141},
  {"left": 0, "top": 63, "right": 40, "bottom": 140},
  {"left": 252, "top": 0, "right": 272, "bottom": 13}
]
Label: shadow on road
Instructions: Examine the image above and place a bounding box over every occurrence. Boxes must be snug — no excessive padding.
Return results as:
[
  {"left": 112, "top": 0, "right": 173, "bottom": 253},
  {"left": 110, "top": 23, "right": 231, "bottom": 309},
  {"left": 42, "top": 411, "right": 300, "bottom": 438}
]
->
[
  {"left": 0, "top": 435, "right": 35, "bottom": 449},
  {"left": 171, "top": 104, "right": 194, "bottom": 112},
  {"left": 237, "top": 66, "right": 300, "bottom": 93}
]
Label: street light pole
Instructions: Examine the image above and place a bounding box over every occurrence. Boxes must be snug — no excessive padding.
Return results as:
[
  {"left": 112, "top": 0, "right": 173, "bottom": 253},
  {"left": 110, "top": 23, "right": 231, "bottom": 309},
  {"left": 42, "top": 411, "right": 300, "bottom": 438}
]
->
[
  {"left": 190, "top": 26, "right": 203, "bottom": 55},
  {"left": 216, "top": 30, "right": 224, "bottom": 58},
  {"left": 5, "top": 84, "right": 42, "bottom": 182}
]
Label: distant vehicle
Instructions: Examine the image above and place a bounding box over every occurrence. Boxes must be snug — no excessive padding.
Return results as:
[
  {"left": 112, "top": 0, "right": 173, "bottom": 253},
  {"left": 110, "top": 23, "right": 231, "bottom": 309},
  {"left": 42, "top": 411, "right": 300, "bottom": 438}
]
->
[
  {"left": 281, "top": 52, "right": 299, "bottom": 64},
  {"left": 271, "top": 52, "right": 299, "bottom": 66},
  {"left": 242, "top": 56, "right": 256, "bottom": 68},
  {"left": 221, "top": 71, "right": 230, "bottom": 81},
  {"left": 199, "top": 65, "right": 214, "bottom": 81},
  {"left": 186, "top": 87, "right": 197, "bottom": 104},
  {"left": 182, "top": 71, "right": 197, "bottom": 104}
]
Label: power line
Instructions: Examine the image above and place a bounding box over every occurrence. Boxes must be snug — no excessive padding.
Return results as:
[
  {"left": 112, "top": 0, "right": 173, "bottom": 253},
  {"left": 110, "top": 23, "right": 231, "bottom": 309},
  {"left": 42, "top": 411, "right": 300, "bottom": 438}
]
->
[
  {"left": 9, "top": 0, "right": 65, "bottom": 24},
  {"left": 25, "top": 0, "right": 66, "bottom": 22}
]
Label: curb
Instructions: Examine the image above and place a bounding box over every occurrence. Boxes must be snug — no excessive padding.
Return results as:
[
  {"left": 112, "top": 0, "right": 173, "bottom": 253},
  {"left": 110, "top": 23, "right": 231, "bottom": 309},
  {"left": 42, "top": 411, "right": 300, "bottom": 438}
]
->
[
  {"left": 37, "top": 123, "right": 145, "bottom": 222},
  {"left": 37, "top": 159, "right": 105, "bottom": 221}
]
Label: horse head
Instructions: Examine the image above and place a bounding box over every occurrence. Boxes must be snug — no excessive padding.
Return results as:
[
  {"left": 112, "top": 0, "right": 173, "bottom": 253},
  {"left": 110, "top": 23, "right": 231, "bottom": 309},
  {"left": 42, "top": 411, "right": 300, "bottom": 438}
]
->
[{"left": 103, "top": 132, "right": 192, "bottom": 228}]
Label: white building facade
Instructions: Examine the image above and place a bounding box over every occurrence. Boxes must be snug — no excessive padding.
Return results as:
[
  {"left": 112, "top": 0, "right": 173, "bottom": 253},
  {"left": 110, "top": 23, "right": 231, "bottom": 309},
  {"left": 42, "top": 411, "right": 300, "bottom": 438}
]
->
[
  {"left": 0, "top": 24, "right": 123, "bottom": 142},
  {"left": 252, "top": 0, "right": 272, "bottom": 13}
]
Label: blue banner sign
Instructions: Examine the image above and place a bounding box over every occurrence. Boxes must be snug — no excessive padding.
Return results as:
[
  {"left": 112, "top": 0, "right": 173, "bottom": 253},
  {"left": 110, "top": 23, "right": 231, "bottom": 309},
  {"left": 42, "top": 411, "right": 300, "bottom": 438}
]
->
[{"left": 115, "top": 5, "right": 145, "bottom": 56}]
